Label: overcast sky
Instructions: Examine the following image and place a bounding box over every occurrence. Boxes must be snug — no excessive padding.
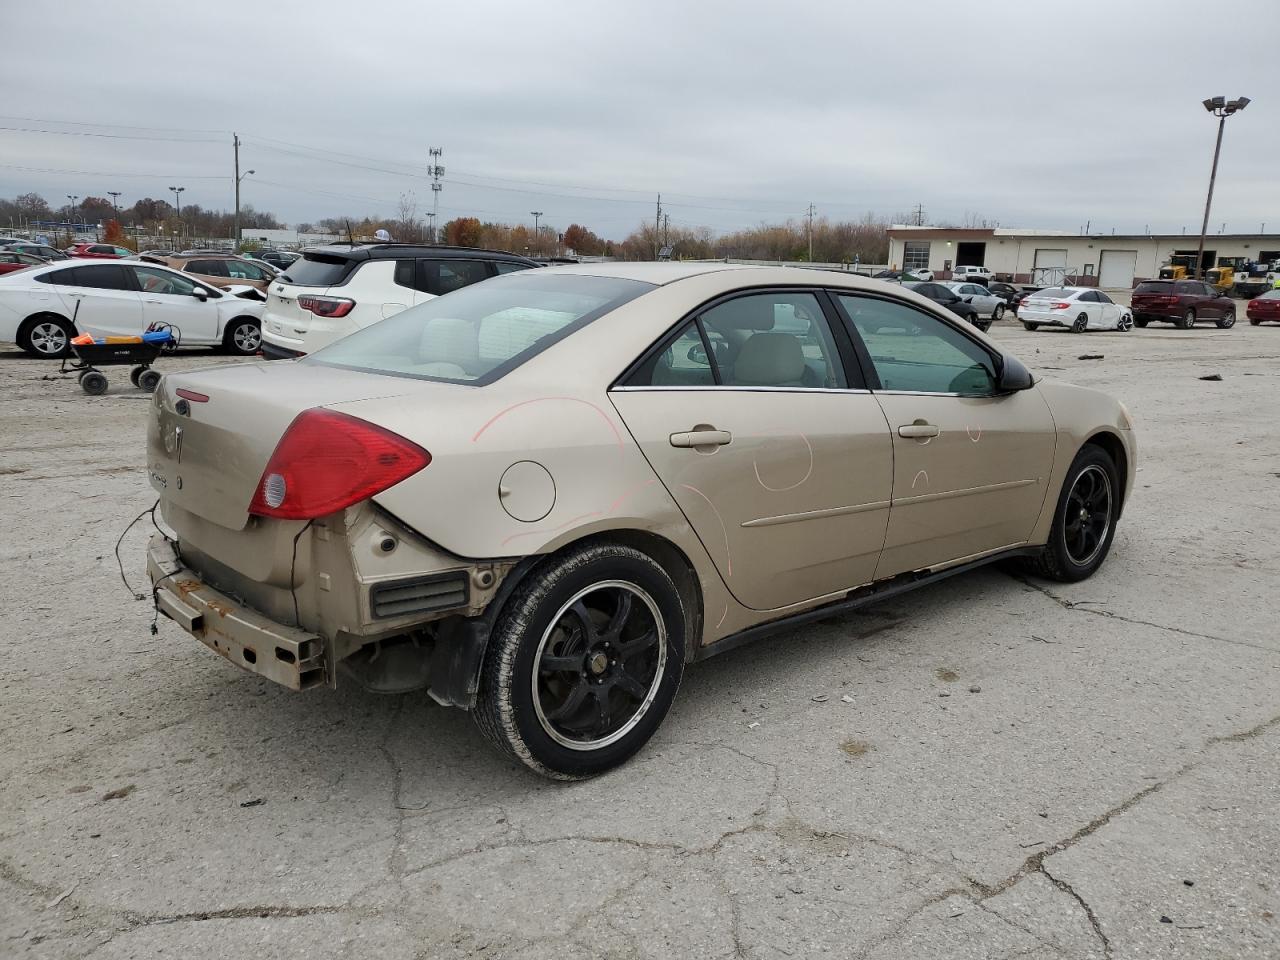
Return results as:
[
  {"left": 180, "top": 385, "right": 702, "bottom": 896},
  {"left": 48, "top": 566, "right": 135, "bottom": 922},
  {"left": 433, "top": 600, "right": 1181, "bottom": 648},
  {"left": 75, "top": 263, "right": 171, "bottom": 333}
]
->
[{"left": 5, "top": 0, "right": 1277, "bottom": 239}]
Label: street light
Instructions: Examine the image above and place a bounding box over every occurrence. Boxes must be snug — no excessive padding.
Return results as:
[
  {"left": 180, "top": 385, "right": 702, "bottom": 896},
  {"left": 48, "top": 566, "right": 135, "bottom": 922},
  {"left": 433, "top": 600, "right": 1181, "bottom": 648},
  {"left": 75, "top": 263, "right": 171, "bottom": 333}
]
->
[
  {"left": 425, "top": 211, "right": 437, "bottom": 243},
  {"left": 531, "top": 210, "right": 543, "bottom": 243},
  {"left": 168, "top": 186, "right": 185, "bottom": 244},
  {"left": 234, "top": 170, "right": 253, "bottom": 252},
  {"left": 107, "top": 191, "right": 122, "bottom": 219},
  {"left": 1194, "top": 96, "right": 1250, "bottom": 279}
]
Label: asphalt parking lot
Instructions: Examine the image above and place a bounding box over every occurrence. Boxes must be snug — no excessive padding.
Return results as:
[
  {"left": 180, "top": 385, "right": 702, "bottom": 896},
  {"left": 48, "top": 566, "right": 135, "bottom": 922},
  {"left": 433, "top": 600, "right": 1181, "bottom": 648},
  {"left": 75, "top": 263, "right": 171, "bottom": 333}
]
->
[{"left": 1, "top": 314, "right": 1277, "bottom": 960}]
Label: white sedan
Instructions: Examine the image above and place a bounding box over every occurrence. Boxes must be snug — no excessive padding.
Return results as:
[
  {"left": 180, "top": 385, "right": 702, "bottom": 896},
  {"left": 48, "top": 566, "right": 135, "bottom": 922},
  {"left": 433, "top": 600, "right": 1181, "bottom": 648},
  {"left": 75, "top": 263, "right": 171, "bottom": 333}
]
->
[
  {"left": 1018, "top": 287, "right": 1133, "bottom": 333},
  {"left": 942, "top": 281, "right": 1007, "bottom": 321},
  {"left": 0, "top": 259, "right": 265, "bottom": 358}
]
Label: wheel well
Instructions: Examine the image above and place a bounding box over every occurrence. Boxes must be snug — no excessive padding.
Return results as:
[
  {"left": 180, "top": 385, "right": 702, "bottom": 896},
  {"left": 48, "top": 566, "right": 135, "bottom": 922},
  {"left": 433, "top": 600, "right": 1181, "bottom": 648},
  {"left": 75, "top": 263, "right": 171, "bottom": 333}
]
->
[
  {"left": 222, "top": 315, "right": 261, "bottom": 338},
  {"left": 1084, "top": 431, "right": 1128, "bottom": 517},
  {"left": 503, "top": 530, "right": 705, "bottom": 662},
  {"left": 19, "top": 311, "right": 74, "bottom": 335}
]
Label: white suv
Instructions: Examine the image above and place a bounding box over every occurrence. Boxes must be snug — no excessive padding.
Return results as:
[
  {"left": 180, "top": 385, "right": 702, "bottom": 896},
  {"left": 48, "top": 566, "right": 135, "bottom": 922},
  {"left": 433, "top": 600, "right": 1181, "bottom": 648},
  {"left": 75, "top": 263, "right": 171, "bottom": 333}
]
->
[
  {"left": 261, "top": 244, "right": 539, "bottom": 358},
  {"left": 950, "top": 265, "right": 993, "bottom": 284}
]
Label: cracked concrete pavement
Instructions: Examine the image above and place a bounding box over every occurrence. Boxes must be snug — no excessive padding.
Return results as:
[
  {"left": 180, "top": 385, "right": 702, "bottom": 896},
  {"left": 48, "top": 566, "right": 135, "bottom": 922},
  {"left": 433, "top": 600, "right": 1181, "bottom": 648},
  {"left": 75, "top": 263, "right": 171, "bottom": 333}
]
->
[{"left": 1, "top": 316, "right": 1277, "bottom": 958}]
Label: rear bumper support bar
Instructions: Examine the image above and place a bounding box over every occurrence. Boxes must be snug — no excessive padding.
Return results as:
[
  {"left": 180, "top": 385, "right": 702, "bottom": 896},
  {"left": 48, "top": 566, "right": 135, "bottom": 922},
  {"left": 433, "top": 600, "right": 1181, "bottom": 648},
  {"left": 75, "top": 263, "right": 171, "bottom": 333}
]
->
[{"left": 147, "top": 536, "right": 327, "bottom": 690}]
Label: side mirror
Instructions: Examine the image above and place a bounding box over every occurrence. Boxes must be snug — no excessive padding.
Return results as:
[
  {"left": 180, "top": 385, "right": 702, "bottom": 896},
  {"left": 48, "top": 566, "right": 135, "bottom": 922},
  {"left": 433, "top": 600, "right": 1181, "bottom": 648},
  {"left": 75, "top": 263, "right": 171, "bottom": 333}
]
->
[
  {"left": 687, "top": 343, "right": 709, "bottom": 365},
  {"left": 191, "top": 287, "right": 209, "bottom": 301},
  {"left": 996, "top": 354, "right": 1034, "bottom": 392}
]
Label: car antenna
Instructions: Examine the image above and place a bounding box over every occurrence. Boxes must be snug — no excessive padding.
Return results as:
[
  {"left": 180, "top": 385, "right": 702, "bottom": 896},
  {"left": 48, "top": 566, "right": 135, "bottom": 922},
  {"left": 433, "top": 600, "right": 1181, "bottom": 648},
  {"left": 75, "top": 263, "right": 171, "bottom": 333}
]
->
[{"left": 345, "top": 219, "right": 356, "bottom": 246}]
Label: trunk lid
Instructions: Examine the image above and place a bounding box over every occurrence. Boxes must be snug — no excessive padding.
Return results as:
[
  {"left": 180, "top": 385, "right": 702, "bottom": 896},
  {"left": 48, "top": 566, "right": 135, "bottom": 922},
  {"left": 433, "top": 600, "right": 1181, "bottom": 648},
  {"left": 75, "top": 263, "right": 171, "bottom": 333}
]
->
[{"left": 147, "top": 361, "right": 426, "bottom": 532}]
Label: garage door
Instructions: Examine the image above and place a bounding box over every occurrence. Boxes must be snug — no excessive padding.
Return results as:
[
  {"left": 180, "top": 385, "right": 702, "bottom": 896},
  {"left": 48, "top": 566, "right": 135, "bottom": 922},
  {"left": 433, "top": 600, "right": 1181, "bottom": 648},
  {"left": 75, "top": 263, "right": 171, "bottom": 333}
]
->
[
  {"left": 1033, "top": 248, "right": 1068, "bottom": 269},
  {"left": 1098, "top": 250, "right": 1137, "bottom": 289}
]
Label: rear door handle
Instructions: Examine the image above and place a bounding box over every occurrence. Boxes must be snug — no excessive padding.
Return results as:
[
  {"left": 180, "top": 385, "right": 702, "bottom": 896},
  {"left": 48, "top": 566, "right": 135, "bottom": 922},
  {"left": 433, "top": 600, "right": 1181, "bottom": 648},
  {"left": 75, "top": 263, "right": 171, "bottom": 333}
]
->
[
  {"left": 670, "top": 429, "right": 732, "bottom": 448},
  {"left": 144, "top": 299, "right": 164, "bottom": 304},
  {"left": 898, "top": 423, "right": 939, "bottom": 439}
]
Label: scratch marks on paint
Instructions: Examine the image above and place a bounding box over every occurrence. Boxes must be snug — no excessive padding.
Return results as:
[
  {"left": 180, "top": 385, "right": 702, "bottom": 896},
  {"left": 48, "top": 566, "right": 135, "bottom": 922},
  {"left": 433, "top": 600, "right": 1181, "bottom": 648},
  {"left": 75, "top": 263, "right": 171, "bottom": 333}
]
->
[
  {"left": 716, "top": 604, "right": 729, "bottom": 629},
  {"left": 680, "top": 482, "right": 733, "bottom": 577},
  {"left": 500, "top": 512, "right": 603, "bottom": 547},
  {"left": 912, "top": 470, "right": 929, "bottom": 490},
  {"left": 753, "top": 433, "right": 814, "bottom": 492},
  {"left": 471, "top": 396, "right": 625, "bottom": 450},
  {"left": 966, "top": 426, "right": 983, "bottom": 442},
  {"left": 606, "top": 477, "right": 658, "bottom": 514}
]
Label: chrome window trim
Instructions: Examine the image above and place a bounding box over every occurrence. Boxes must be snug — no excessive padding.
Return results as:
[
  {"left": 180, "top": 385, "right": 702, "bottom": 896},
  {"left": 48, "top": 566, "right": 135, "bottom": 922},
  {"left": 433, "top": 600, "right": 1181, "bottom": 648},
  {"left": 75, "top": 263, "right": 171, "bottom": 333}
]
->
[{"left": 609, "top": 385, "right": 872, "bottom": 395}]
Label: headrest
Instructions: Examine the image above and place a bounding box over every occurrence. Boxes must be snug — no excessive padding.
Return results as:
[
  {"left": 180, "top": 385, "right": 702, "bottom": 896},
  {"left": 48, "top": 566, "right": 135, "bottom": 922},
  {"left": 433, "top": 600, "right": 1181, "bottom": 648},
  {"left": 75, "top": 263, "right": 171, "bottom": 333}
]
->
[
  {"left": 733, "top": 333, "right": 805, "bottom": 385},
  {"left": 420, "top": 316, "right": 477, "bottom": 366}
]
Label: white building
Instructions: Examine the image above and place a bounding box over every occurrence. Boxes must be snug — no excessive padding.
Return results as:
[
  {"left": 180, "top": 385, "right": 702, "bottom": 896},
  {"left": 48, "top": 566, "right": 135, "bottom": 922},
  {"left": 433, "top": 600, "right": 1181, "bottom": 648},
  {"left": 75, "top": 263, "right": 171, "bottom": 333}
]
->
[
  {"left": 240, "top": 228, "right": 342, "bottom": 249},
  {"left": 887, "top": 226, "right": 1280, "bottom": 289}
]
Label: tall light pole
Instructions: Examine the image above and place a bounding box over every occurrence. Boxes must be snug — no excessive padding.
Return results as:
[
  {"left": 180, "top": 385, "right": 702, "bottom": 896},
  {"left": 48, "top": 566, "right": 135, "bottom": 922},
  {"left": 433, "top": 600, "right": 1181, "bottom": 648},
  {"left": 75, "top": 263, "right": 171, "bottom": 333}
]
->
[
  {"left": 1194, "top": 96, "right": 1250, "bottom": 279},
  {"left": 425, "top": 212, "right": 437, "bottom": 243},
  {"left": 235, "top": 156, "right": 254, "bottom": 254},
  {"left": 107, "top": 191, "right": 121, "bottom": 219},
  {"left": 531, "top": 211, "right": 543, "bottom": 251},
  {"left": 66, "top": 194, "right": 79, "bottom": 226},
  {"left": 168, "top": 185, "right": 185, "bottom": 244}
]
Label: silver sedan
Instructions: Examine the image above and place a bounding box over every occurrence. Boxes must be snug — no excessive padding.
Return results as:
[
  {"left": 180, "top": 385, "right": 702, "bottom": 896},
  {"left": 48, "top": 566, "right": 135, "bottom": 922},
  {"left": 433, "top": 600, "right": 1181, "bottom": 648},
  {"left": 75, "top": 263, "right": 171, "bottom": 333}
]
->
[{"left": 943, "top": 282, "right": 1007, "bottom": 321}]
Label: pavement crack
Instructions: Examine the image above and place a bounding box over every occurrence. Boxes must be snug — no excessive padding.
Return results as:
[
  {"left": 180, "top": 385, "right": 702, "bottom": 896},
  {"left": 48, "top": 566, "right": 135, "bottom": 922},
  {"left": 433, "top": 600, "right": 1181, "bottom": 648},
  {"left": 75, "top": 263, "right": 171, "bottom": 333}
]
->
[
  {"left": 1038, "top": 864, "right": 1111, "bottom": 958},
  {"left": 122, "top": 904, "right": 351, "bottom": 927}
]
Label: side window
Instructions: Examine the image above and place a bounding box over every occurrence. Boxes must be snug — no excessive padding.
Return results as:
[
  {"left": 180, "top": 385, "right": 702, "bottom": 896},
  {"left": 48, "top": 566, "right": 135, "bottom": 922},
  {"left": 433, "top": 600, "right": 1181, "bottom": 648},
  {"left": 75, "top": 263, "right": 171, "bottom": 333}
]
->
[
  {"left": 89, "top": 245, "right": 115, "bottom": 255},
  {"left": 494, "top": 261, "right": 533, "bottom": 275},
  {"left": 1096, "top": 292, "right": 1114, "bottom": 304},
  {"left": 226, "top": 260, "right": 264, "bottom": 280},
  {"left": 190, "top": 260, "right": 229, "bottom": 277},
  {"left": 393, "top": 259, "right": 415, "bottom": 290},
  {"left": 701, "top": 292, "right": 847, "bottom": 389},
  {"left": 1079, "top": 291, "right": 1098, "bottom": 303},
  {"left": 625, "top": 321, "right": 716, "bottom": 388},
  {"left": 838, "top": 295, "right": 997, "bottom": 396},
  {"left": 132, "top": 266, "right": 197, "bottom": 296},
  {"left": 74, "top": 265, "right": 134, "bottom": 291},
  {"left": 36, "top": 267, "right": 80, "bottom": 285},
  {"left": 1175, "top": 282, "right": 1196, "bottom": 295},
  {"left": 418, "top": 259, "right": 490, "bottom": 296}
]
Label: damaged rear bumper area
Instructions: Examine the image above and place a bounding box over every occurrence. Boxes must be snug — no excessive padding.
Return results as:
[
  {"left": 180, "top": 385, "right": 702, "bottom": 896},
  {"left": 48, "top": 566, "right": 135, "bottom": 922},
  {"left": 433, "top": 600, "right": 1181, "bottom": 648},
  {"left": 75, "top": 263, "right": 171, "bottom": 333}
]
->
[{"left": 148, "top": 537, "right": 327, "bottom": 690}]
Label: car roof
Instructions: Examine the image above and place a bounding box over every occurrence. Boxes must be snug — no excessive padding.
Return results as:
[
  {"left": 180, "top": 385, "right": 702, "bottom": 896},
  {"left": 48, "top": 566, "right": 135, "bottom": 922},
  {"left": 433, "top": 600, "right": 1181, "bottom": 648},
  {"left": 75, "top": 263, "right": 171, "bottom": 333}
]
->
[{"left": 301, "top": 242, "right": 538, "bottom": 264}]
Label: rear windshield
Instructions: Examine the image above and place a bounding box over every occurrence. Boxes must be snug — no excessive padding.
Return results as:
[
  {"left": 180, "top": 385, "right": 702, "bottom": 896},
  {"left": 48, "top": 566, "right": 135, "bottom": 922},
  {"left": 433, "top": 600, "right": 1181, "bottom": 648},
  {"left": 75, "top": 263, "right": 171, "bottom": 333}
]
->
[
  {"left": 1029, "top": 287, "right": 1071, "bottom": 299},
  {"left": 1259, "top": 289, "right": 1280, "bottom": 300},
  {"left": 279, "top": 254, "right": 356, "bottom": 287},
  {"left": 306, "top": 273, "right": 654, "bottom": 385},
  {"left": 1134, "top": 281, "right": 1173, "bottom": 295}
]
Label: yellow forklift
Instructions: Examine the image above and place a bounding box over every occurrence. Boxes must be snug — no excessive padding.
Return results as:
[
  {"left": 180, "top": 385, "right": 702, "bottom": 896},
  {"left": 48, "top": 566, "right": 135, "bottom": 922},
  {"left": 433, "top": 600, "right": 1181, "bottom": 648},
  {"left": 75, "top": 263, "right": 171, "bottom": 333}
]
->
[{"left": 1157, "top": 254, "right": 1199, "bottom": 280}]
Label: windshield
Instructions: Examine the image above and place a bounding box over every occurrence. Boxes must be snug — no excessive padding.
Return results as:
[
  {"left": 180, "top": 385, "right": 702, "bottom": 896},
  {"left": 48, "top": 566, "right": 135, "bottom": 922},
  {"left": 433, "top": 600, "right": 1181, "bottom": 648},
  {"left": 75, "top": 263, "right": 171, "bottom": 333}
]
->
[
  {"left": 1029, "top": 288, "right": 1072, "bottom": 299},
  {"left": 306, "top": 273, "right": 654, "bottom": 384},
  {"left": 280, "top": 254, "right": 357, "bottom": 286}
]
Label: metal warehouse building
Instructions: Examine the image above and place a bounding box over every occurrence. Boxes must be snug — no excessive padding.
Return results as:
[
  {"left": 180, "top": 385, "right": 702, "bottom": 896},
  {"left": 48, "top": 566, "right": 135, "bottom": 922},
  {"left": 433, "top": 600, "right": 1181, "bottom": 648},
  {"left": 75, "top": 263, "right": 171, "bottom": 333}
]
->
[{"left": 886, "top": 226, "right": 1280, "bottom": 289}]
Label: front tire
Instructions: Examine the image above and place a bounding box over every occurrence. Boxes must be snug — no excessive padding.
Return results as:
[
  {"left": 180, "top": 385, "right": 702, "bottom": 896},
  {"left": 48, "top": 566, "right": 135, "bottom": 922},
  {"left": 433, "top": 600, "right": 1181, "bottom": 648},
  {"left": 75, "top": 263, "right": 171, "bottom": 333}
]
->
[
  {"left": 1027, "top": 445, "right": 1119, "bottom": 583},
  {"left": 1216, "top": 308, "right": 1235, "bottom": 329},
  {"left": 18, "top": 314, "right": 74, "bottom": 358},
  {"left": 223, "top": 317, "right": 262, "bottom": 356},
  {"left": 1071, "top": 313, "right": 1088, "bottom": 333},
  {"left": 993, "top": 304, "right": 1005, "bottom": 321},
  {"left": 1179, "top": 308, "right": 1196, "bottom": 329},
  {"left": 474, "top": 543, "right": 686, "bottom": 779}
]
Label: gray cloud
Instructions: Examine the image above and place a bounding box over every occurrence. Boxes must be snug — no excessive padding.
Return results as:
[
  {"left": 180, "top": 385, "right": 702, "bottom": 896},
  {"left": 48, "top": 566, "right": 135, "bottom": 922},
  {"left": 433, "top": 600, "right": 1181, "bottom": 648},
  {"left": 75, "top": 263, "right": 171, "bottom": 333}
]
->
[{"left": 5, "top": 0, "right": 1276, "bottom": 238}]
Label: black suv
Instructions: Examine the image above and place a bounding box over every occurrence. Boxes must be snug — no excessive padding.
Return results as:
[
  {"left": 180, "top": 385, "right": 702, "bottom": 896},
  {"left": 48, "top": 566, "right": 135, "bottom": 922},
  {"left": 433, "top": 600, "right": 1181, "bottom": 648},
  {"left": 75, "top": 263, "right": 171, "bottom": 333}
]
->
[
  {"left": 262, "top": 243, "right": 541, "bottom": 359},
  {"left": 901, "top": 281, "right": 987, "bottom": 331}
]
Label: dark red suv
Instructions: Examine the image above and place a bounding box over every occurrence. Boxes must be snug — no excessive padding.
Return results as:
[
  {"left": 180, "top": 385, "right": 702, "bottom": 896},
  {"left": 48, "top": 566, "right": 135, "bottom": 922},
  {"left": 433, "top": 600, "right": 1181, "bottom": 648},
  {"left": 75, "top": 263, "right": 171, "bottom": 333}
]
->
[{"left": 1130, "top": 280, "right": 1236, "bottom": 329}]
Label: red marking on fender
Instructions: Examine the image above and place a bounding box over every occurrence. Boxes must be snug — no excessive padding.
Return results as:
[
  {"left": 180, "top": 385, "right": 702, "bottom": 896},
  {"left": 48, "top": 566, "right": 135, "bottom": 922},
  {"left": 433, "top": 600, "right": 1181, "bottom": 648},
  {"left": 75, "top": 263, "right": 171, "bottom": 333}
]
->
[
  {"left": 680, "top": 483, "right": 732, "bottom": 577},
  {"left": 471, "top": 397, "right": 624, "bottom": 449},
  {"left": 500, "top": 511, "right": 602, "bottom": 548}
]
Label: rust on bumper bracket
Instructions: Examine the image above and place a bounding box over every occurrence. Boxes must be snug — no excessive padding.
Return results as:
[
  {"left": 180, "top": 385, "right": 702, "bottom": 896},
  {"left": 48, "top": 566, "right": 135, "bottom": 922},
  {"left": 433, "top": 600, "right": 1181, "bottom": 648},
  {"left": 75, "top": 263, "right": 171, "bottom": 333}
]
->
[{"left": 147, "top": 536, "right": 327, "bottom": 691}]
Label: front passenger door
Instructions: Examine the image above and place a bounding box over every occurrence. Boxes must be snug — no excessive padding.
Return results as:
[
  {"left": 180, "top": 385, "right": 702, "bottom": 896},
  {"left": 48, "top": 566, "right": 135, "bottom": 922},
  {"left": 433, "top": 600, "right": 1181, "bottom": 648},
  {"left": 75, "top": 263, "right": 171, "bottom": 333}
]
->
[{"left": 835, "top": 293, "right": 1057, "bottom": 578}]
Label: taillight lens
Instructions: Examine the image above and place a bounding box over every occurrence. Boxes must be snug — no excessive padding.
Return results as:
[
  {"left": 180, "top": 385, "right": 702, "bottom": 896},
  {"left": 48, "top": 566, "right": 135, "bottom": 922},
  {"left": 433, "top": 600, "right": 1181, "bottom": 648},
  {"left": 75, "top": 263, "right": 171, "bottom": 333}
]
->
[
  {"left": 249, "top": 409, "right": 430, "bottom": 520},
  {"left": 297, "top": 295, "right": 355, "bottom": 318},
  {"left": 1051, "top": 301, "right": 1071, "bottom": 310}
]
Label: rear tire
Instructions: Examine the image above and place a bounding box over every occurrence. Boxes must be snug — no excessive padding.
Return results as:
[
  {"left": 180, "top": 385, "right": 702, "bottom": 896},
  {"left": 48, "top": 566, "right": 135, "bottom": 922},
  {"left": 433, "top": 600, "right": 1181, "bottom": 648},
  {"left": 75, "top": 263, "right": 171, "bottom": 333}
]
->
[
  {"left": 1071, "top": 313, "right": 1088, "bottom": 333},
  {"left": 1179, "top": 308, "right": 1196, "bottom": 329},
  {"left": 474, "top": 543, "right": 686, "bottom": 779},
  {"left": 1022, "top": 321, "right": 1039, "bottom": 331},
  {"left": 1216, "top": 308, "right": 1235, "bottom": 329},
  {"left": 18, "top": 314, "right": 74, "bottom": 358},
  {"left": 1134, "top": 317, "right": 1149, "bottom": 328},
  {"left": 1249, "top": 317, "right": 1261, "bottom": 326},
  {"left": 1025, "top": 445, "right": 1119, "bottom": 583}
]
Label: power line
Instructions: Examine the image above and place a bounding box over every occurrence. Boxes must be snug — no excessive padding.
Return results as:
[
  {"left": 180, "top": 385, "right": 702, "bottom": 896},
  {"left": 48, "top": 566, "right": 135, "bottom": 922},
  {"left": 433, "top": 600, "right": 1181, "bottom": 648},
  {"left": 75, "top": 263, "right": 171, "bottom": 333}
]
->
[
  {"left": 0, "top": 125, "right": 222, "bottom": 143},
  {"left": 0, "top": 162, "right": 228, "bottom": 180}
]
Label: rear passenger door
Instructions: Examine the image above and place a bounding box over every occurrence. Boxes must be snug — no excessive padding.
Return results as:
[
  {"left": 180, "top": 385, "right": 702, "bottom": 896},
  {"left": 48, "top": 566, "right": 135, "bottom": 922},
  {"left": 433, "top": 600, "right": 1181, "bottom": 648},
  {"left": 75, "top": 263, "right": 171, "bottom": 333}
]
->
[
  {"left": 51, "top": 264, "right": 145, "bottom": 337},
  {"left": 609, "top": 289, "right": 894, "bottom": 611}
]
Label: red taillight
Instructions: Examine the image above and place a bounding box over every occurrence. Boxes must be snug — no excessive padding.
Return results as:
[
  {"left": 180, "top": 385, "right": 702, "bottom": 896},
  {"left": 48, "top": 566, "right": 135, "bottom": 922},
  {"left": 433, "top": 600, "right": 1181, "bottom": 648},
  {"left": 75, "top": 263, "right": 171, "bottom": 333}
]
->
[
  {"left": 249, "top": 409, "right": 430, "bottom": 520},
  {"left": 176, "top": 388, "right": 209, "bottom": 403},
  {"left": 1051, "top": 302, "right": 1071, "bottom": 310},
  {"left": 297, "top": 295, "right": 356, "bottom": 318}
]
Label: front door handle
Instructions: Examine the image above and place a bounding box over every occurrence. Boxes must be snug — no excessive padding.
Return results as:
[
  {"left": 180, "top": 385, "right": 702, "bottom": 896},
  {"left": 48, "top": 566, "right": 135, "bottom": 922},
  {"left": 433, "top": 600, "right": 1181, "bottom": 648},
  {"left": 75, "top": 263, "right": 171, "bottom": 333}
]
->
[
  {"left": 670, "top": 429, "right": 732, "bottom": 448},
  {"left": 144, "top": 299, "right": 164, "bottom": 304},
  {"left": 898, "top": 422, "right": 939, "bottom": 439}
]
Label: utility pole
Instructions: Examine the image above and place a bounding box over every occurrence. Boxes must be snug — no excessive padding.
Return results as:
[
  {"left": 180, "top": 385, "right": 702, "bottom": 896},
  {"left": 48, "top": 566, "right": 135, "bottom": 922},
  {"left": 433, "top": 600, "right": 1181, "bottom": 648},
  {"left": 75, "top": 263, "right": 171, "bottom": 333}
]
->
[
  {"left": 1195, "top": 96, "right": 1250, "bottom": 278},
  {"left": 233, "top": 134, "right": 240, "bottom": 251},
  {"left": 662, "top": 212, "right": 669, "bottom": 250},
  {"left": 654, "top": 193, "right": 662, "bottom": 260},
  {"left": 530, "top": 211, "right": 543, "bottom": 252},
  {"left": 428, "top": 147, "right": 444, "bottom": 243},
  {"left": 912, "top": 202, "right": 925, "bottom": 226},
  {"left": 806, "top": 203, "right": 816, "bottom": 262},
  {"left": 107, "top": 191, "right": 121, "bottom": 219}
]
